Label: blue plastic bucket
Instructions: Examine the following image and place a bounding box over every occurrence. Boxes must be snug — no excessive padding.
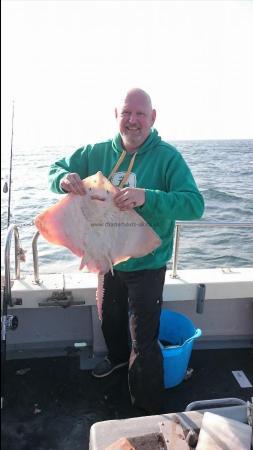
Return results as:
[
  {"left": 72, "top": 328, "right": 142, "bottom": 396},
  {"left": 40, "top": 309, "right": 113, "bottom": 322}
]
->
[{"left": 159, "top": 309, "right": 202, "bottom": 388}]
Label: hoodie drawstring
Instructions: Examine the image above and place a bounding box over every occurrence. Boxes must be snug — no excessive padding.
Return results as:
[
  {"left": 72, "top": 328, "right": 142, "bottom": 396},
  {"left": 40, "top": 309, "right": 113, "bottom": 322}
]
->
[{"left": 108, "top": 151, "right": 137, "bottom": 188}]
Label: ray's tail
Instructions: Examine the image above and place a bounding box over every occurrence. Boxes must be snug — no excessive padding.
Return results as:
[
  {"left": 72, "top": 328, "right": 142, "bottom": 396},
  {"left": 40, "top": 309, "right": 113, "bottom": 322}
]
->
[{"left": 96, "top": 274, "right": 105, "bottom": 320}]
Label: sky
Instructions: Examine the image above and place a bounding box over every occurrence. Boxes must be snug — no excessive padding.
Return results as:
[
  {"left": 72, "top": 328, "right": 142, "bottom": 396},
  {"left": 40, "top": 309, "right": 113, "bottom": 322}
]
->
[{"left": 1, "top": 0, "right": 253, "bottom": 156}]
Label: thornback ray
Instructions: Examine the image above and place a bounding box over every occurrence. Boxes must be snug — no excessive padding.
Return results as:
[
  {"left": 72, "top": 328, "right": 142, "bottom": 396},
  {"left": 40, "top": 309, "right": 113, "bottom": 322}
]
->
[{"left": 34, "top": 171, "right": 161, "bottom": 319}]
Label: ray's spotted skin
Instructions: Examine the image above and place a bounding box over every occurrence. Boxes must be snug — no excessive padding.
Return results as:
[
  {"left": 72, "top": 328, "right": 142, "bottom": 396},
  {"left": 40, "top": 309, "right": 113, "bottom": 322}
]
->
[{"left": 34, "top": 171, "right": 161, "bottom": 319}]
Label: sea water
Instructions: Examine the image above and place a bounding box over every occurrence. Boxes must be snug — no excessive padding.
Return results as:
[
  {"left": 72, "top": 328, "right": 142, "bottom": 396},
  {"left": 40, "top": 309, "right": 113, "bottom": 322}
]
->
[{"left": 1, "top": 139, "right": 253, "bottom": 273}]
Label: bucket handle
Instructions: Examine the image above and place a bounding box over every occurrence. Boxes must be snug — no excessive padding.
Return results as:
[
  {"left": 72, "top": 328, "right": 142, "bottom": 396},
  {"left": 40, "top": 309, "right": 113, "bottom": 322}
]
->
[
  {"left": 158, "top": 328, "right": 202, "bottom": 350},
  {"left": 183, "top": 328, "right": 202, "bottom": 347}
]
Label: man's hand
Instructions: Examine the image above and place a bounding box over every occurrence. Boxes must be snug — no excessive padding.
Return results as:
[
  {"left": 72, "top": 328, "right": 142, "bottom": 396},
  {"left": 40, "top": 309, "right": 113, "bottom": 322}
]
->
[
  {"left": 114, "top": 187, "right": 145, "bottom": 211},
  {"left": 60, "top": 173, "right": 86, "bottom": 195}
]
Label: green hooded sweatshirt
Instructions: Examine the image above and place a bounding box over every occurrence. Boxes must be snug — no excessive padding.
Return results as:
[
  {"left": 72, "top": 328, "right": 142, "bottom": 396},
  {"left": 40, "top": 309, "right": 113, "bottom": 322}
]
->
[{"left": 48, "top": 129, "right": 204, "bottom": 271}]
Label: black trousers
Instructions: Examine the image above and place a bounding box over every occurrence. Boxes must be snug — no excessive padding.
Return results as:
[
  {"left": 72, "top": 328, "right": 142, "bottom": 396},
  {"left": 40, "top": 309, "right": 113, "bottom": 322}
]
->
[{"left": 101, "top": 267, "right": 166, "bottom": 414}]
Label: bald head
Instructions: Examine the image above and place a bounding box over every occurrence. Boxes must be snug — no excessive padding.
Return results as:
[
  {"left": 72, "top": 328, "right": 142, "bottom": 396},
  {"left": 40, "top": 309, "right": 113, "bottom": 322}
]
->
[
  {"left": 116, "top": 88, "right": 153, "bottom": 111},
  {"left": 115, "top": 88, "right": 156, "bottom": 152}
]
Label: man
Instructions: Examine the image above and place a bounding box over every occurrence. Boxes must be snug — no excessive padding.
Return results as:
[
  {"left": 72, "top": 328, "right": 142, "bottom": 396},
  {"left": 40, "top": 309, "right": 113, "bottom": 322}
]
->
[{"left": 49, "top": 88, "right": 204, "bottom": 414}]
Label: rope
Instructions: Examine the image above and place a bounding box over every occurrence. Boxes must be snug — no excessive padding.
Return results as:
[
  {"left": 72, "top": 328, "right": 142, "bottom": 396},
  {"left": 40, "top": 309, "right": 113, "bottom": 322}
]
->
[
  {"left": 108, "top": 150, "right": 137, "bottom": 188},
  {"left": 108, "top": 150, "right": 127, "bottom": 181},
  {"left": 118, "top": 152, "right": 137, "bottom": 188}
]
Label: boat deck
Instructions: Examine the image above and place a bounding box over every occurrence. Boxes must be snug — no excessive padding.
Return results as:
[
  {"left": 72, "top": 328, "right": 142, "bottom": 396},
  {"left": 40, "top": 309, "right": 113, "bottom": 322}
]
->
[{"left": 1, "top": 347, "right": 253, "bottom": 450}]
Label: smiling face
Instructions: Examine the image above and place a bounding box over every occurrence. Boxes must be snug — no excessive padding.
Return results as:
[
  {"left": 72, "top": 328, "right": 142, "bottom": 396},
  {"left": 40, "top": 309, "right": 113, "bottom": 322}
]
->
[{"left": 115, "top": 89, "right": 156, "bottom": 152}]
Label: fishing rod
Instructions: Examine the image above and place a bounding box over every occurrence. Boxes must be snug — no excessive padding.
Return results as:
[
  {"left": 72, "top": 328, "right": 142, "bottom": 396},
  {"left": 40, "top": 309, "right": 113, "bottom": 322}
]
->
[
  {"left": 1, "top": 102, "right": 18, "bottom": 410},
  {"left": 3, "top": 101, "right": 15, "bottom": 227}
]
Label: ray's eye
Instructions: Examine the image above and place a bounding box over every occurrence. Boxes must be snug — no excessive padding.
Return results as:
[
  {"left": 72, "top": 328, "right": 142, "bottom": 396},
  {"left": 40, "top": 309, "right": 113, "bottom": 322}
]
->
[
  {"left": 89, "top": 187, "right": 92, "bottom": 191},
  {"left": 106, "top": 190, "right": 109, "bottom": 194}
]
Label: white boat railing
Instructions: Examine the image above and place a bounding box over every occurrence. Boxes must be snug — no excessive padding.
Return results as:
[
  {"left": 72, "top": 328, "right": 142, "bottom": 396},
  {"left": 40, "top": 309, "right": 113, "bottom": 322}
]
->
[
  {"left": 3, "top": 221, "right": 253, "bottom": 287},
  {"left": 171, "top": 221, "right": 253, "bottom": 278},
  {"left": 32, "top": 231, "right": 40, "bottom": 284},
  {"left": 3, "top": 224, "right": 22, "bottom": 306}
]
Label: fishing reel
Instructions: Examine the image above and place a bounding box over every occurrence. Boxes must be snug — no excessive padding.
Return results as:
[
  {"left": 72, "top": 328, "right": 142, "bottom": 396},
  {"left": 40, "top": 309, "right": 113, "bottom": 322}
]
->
[
  {"left": 2, "top": 315, "right": 19, "bottom": 331},
  {"left": 7, "top": 315, "right": 18, "bottom": 330}
]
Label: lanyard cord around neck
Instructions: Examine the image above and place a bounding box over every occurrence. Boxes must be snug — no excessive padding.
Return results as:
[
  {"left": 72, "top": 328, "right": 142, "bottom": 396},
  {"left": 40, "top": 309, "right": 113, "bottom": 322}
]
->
[{"left": 108, "top": 150, "right": 137, "bottom": 188}]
